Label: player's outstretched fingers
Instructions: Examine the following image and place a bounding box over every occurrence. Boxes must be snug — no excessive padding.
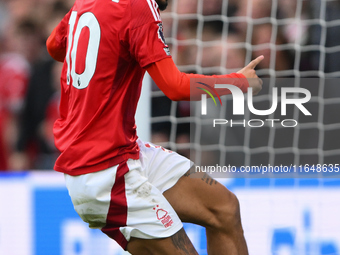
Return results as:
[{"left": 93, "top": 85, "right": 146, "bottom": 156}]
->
[
  {"left": 246, "top": 55, "right": 264, "bottom": 69},
  {"left": 237, "top": 55, "right": 264, "bottom": 78}
]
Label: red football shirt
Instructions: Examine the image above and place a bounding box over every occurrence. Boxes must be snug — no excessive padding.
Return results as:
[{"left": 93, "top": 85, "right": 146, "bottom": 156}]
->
[{"left": 53, "top": 0, "right": 171, "bottom": 175}]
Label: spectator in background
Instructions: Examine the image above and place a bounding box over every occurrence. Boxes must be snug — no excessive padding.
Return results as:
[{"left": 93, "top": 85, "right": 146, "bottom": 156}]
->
[
  {"left": 232, "top": 0, "right": 296, "bottom": 73},
  {"left": 201, "top": 26, "right": 246, "bottom": 72},
  {"left": 250, "top": 23, "right": 294, "bottom": 71},
  {"left": 277, "top": 0, "right": 310, "bottom": 45},
  {"left": 0, "top": 0, "right": 71, "bottom": 170},
  {"left": 305, "top": 0, "right": 340, "bottom": 74},
  {"left": 202, "top": 0, "right": 223, "bottom": 16},
  {"left": 0, "top": 18, "right": 41, "bottom": 170},
  {"left": 9, "top": 0, "right": 70, "bottom": 170},
  {"left": 0, "top": 0, "right": 8, "bottom": 45},
  {"left": 9, "top": 60, "right": 63, "bottom": 170}
]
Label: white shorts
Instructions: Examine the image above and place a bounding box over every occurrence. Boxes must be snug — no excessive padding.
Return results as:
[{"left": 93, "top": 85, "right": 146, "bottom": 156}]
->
[{"left": 64, "top": 139, "right": 191, "bottom": 249}]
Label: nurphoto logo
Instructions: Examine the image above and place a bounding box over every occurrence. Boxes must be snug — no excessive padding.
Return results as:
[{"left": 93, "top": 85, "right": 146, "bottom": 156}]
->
[{"left": 198, "top": 83, "right": 312, "bottom": 128}]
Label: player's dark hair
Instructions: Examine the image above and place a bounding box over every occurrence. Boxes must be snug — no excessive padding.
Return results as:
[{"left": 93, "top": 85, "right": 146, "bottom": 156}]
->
[{"left": 157, "top": 0, "right": 168, "bottom": 11}]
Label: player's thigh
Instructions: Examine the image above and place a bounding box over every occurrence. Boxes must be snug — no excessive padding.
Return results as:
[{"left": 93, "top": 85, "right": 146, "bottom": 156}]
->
[
  {"left": 126, "top": 228, "right": 198, "bottom": 255},
  {"left": 163, "top": 170, "right": 240, "bottom": 229}
]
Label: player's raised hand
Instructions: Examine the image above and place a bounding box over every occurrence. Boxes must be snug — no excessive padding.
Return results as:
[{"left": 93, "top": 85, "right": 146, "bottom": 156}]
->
[{"left": 237, "top": 55, "right": 264, "bottom": 95}]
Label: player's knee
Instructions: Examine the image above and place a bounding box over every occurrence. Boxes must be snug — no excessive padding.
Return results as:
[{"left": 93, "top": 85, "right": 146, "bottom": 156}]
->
[{"left": 208, "top": 190, "right": 242, "bottom": 233}]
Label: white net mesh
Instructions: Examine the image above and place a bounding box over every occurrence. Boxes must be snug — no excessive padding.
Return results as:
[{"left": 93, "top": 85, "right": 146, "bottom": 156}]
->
[{"left": 151, "top": 0, "right": 340, "bottom": 171}]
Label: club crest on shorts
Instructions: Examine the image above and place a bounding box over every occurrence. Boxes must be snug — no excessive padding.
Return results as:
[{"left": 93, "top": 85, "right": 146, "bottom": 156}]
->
[{"left": 153, "top": 205, "right": 173, "bottom": 228}]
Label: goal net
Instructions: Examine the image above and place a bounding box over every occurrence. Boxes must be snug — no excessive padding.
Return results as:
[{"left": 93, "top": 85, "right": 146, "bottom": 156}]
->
[{"left": 150, "top": 0, "right": 340, "bottom": 177}]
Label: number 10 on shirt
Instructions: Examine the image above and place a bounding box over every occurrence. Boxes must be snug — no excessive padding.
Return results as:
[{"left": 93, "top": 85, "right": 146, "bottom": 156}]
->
[{"left": 66, "top": 11, "right": 101, "bottom": 90}]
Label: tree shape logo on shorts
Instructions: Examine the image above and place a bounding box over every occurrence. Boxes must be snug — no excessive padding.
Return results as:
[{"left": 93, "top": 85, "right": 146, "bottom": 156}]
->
[
  {"left": 154, "top": 205, "right": 167, "bottom": 220},
  {"left": 153, "top": 205, "right": 174, "bottom": 228}
]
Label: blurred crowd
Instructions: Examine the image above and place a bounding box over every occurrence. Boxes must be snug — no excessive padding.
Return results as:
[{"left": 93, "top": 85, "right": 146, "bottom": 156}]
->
[
  {"left": 0, "top": 0, "right": 339, "bottom": 170},
  {"left": 0, "top": 0, "right": 72, "bottom": 170}
]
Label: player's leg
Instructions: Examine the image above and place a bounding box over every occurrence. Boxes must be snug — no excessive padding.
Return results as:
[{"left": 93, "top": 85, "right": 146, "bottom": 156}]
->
[
  {"left": 126, "top": 228, "right": 198, "bottom": 255},
  {"left": 119, "top": 159, "right": 198, "bottom": 255},
  {"left": 163, "top": 169, "right": 248, "bottom": 255},
  {"left": 132, "top": 139, "right": 246, "bottom": 254},
  {"left": 64, "top": 162, "right": 198, "bottom": 255}
]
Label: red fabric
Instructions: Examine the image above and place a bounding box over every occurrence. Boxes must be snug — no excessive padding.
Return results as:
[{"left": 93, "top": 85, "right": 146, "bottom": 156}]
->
[
  {"left": 146, "top": 57, "right": 249, "bottom": 101},
  {"left": 75, "top": 27, "right": 89, "bottom": 74},
  {"left": 50, "top": 0, "right": 171, "bottom": 175},
  {"left": 46, "top": 11, "right": 70, "bottom": 62},
  {"left": 101, "top": 162, "right": 129, "bottom": 249},
  {"left": 0, "top": 54, "right": 30, "bottom": 170}
]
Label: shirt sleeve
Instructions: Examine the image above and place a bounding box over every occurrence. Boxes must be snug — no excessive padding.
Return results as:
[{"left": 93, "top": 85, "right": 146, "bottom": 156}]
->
[
  {"left": 146, "top": 57, "right": 249, "bottom": 101},
  {"left": 128, "top": 0, "right": 171, "bottom": 68},
  {"left": 46, "top": 10, "right": 72, "bottom": 62}
]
